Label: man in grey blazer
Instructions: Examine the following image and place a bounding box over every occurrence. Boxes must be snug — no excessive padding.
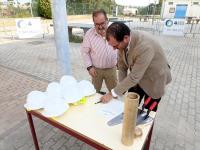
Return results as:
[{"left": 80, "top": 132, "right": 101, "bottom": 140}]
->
[{"left": 100, "top": 22, "right": 172, "bottom": 111}]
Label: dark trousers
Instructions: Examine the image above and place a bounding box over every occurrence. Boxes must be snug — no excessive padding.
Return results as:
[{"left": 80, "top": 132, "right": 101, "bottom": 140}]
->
[{"left": 128, "top": 85, "right": 161, "bottom": 112}]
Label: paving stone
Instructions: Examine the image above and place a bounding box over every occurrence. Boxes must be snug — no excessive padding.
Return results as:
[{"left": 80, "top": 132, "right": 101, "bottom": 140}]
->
[
  {"left": 0, "top": 30, "right": 200, "bottom": 150},
  {"left": 195, "top": 141, "right": 200, "bottom": 150},
  {"left": 196, "top": 113, "right": 200, "bottom": 122},
  {"left": 174, "top": 144, "right": 185, "bottom": 150},
  {"left": 42, "top": 138, "right": 56, "bottom": 150},
  {"left": 18, "top": 144, "right": 31, "bottom": 150},
  {"left": 36, "top": 124, "right": 54, "bottom": 141},
  {"left": 64, "top": 137, "right": 77, "bottom": 148},
  {"left": 195, "top": 121, "right": 200, "bottom": 131},
  {"left": 41, "top": 129, "right": 56, "bottom": 144},
  {"left": 163, "top": 146, "right": 173, "bottom": 150},
  {"left": 155, "top": 141, "right": 164, "bottom": 150},
  {"left": 164, "top": 136, "right": 176, "bottom": 150},
  {"left": 51, "top": 131, "right": 66, "bottom": 143},
  {"left": 58, "top": 146, "right": 68, "bottom": 150},
  {"left": 51, "top": 137, "right": 68, "bottom": 150},
  {"left": 176, "top": 134, "right": 186, "bottom": 146},
  {"left": 80, "top": 144, "right": 95, "bottom": 150},
  {"left": 185, "top": 142, "right": 195, "bottom": 150},
  {"left": 68, "top": 144, "right": 81, "bottom": 150}
]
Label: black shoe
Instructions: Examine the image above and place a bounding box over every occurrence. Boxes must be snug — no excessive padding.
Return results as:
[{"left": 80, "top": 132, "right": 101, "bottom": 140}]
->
[{"left": 98, "top": 91, "right": 106, "bottom": 95}]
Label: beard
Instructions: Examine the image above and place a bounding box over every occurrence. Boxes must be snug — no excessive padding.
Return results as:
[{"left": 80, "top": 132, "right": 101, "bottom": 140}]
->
[{"left": 97, "top": 28, "right": 106, "bottom": 36}]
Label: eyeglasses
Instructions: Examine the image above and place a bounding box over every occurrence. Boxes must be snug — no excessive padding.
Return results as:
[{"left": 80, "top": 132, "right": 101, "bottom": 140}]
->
[{"left": 94, "top": 21, "right": 108, "bottom": 27}]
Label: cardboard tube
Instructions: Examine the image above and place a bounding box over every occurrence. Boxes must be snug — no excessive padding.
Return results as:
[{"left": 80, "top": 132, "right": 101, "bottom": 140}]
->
[{"left": 121, "top": 92, "right": 139, "bottom": 146}]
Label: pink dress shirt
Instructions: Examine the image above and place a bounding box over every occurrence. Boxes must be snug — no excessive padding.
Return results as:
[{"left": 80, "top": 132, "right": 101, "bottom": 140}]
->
[{"left": 81, "top": 28, "right": 117, "bottom": 69}]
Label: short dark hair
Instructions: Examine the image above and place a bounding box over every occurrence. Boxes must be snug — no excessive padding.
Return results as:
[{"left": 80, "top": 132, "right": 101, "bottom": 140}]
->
[
  {"left": 92, "top": 9, "right": 108, "bottom": 21},
  {"left": 106, "top": 22, "right": 130, "bottom": 42}
]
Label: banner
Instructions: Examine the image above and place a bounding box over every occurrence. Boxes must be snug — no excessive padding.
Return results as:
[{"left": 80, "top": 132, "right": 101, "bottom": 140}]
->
[
  {"left": 15, "top": 18, "right": 43, "bottom": 39},
  {"left": 162, "top": 19, "right": 185, "bottom": 36}
]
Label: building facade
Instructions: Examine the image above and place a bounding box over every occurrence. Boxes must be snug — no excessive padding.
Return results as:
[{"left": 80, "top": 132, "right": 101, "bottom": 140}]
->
[{"left": 161, "top": 0, "right": 200, "bottom": 19}]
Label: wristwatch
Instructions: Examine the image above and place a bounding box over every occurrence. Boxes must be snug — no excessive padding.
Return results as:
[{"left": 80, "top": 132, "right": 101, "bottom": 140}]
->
[{"left": 87, "top": 66, "right": 93, "bottom": 71}]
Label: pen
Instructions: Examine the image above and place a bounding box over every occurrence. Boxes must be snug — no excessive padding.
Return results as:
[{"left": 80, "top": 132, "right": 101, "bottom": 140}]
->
[{"left": 95, "top": 100, "right": 102, "bottom": 104}]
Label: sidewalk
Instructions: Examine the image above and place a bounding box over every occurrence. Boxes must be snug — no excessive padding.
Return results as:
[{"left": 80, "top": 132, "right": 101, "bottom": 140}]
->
[{"left": 0, "top": 34, "right": 199, "bottom": 150}]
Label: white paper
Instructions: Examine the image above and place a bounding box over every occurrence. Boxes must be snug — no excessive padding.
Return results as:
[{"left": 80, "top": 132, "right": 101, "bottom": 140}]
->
[{"left": 98, "top": 99, "right": 124, "bottom": 120}]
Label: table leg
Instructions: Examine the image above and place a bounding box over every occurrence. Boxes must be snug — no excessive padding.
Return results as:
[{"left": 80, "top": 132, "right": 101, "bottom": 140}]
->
[
  {"left": 145, "top": 123, "right": 154, "bottom": 150},
  {"left": 68, "top": 27, "right": 72, "bottom": 37},
  {"left": 26, "top": 110, "right": 40, "bottom": 150}
]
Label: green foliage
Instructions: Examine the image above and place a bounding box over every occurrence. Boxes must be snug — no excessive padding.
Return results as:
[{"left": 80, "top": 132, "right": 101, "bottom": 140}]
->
[
  {"left": 36, "top": 0, "right": 117, "bottom": 17},
  {"left": 38, "top": 0, "right": 52, "bottom": 19},
  {"left": 138, "top": 7, "right": 148, "bottom": 15},
  {"left": 14, "top": 8, "right": 31, "bottom": 18},
  {"left": 0, "top": 5, "right": 31, "bottom": 18},
  {"left": 69, "top": 35, "right": 83, "bottom": 43},
  {"left": 32, "top": 0, "right": 39, "bottom": 17},
  {"left": 66, "top": 0, "right": 116, "bottom": 15}
]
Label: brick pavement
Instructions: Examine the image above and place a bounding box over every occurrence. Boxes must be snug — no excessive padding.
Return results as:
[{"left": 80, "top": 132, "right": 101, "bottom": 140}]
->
[{"left": 0, "top": 33, "right": 199, "bottom": 150}]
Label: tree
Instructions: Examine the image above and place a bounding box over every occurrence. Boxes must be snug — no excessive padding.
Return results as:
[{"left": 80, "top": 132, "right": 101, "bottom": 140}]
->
[
  {"left": 37, "top": 0, "right": 116, "bottom": 17},
  {"left": 38, "top": 0, "right": 52, "bottom": 18}
]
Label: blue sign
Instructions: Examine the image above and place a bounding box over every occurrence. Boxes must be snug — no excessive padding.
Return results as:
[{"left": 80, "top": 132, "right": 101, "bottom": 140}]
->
[{"left": 175, "top": 5, "right": 187, "bottom": 18}]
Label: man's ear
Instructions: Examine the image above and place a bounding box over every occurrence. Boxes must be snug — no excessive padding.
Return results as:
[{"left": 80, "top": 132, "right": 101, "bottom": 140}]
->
[{"left": 123, "top": 35, "right": 129, "bottom": 43}]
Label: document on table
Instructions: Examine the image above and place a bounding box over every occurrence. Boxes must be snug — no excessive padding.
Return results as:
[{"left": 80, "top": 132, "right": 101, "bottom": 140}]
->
[{"left": 97, "top": 99, "right": 124, "bottom": 120}]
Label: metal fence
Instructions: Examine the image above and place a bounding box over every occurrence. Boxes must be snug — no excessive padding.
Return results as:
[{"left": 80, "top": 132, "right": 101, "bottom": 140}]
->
[
  {"left": 127, "top": 17, "right": 200, "bottom": 38},
  {"left": 1, "top": 16, "right": 200, "bottom": 39},
  {"left": 66, "top": 2, "right": 121, "bottom": 16},
  {"left": 184, "top": 20, "right": 200, "bottom": 37}
]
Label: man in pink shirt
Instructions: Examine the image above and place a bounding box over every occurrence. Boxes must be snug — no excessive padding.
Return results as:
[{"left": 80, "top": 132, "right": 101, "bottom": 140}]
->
[{"left": 81, "top": 9, "right": 117, "bottom": 94}]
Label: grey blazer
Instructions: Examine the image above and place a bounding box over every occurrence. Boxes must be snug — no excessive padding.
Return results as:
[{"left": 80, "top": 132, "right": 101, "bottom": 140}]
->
[{"left": 114, "top": 31, "right": 172, "bottom": 99}]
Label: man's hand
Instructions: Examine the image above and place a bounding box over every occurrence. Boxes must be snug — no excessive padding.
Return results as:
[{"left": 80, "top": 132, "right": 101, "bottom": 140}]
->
[
  {"left": 100, "top": 92, "right": 113, "bottom": 103},
  {"left": 88, "top": 67, "right": 97, "bottom": 78}
]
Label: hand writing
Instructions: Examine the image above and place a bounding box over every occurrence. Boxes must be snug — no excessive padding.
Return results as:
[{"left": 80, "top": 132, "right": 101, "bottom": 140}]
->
[{"left": 100, "top": 92, "right": 112, "bottom": 103}]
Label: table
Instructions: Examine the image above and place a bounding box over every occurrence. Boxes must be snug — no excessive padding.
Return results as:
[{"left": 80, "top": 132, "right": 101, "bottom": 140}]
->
[
  {"left": 26, "top": 94, "right": 155, "bottom": 150},
  {"left": 68, "top": 23, "right": 93, "bottom": 36}
]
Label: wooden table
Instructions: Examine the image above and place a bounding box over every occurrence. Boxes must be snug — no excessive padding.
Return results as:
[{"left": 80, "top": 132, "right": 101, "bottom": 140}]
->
[{"left": 26, "top": 94, "right": 155, "bottom": 150}]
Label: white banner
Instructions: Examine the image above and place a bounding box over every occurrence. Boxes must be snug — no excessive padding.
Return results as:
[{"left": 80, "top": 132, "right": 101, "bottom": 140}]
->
[
  {"left": 15, "top": 18, "right": 43, "bottom": 39},
  {"left": 163, "top": 19, "right": 185, "bottom": 36}
]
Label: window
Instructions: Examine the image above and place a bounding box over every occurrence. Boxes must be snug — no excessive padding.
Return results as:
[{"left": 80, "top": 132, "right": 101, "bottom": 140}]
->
[
  {"left": 168, "top": 2, "right": 173, "bottom": 5},
  {"left": 169, "top": 7, "right": 175, "bottom": 13}
]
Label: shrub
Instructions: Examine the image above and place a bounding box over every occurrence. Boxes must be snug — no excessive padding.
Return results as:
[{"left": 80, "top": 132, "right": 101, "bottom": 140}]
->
[
  {"left": 69, "top": 35, "right": 83, "bottom": 43},
  {"left": 38, "top": 0, "right": 52, "bottom": 19}
]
